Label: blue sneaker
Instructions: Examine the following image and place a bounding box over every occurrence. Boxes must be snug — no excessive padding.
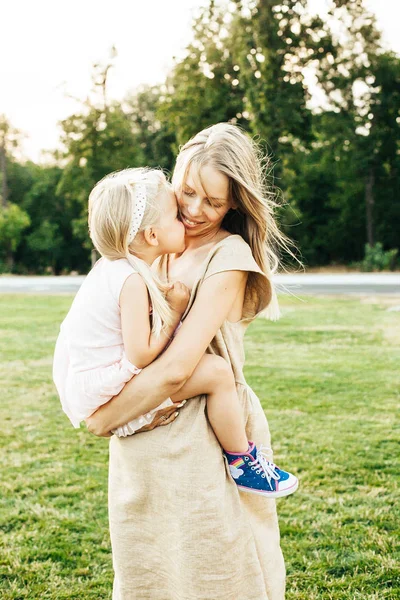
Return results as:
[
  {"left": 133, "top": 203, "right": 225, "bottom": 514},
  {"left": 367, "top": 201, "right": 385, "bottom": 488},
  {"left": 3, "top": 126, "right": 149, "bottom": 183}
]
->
[{"left": 224, "top": 442, "right": 298, "bottom": 498}]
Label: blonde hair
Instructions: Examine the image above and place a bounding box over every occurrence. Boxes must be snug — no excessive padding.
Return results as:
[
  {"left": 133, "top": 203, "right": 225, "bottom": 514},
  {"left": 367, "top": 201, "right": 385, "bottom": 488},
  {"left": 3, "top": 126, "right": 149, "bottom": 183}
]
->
[
  {"left": 172, "top": 123, "right": 296, "bottom": 320},
  {"left": 88, "top": 167, "right": 172, "bottom": 335}
]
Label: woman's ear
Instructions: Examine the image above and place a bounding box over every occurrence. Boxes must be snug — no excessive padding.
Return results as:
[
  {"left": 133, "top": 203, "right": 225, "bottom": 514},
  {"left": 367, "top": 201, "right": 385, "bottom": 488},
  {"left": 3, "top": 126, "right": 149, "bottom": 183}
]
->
[
  {"left": 143, "top": 227, "right": 159, "bottom": 247},
  {"left": 230, "top": 198, "right": 239, "bottom": 210}
]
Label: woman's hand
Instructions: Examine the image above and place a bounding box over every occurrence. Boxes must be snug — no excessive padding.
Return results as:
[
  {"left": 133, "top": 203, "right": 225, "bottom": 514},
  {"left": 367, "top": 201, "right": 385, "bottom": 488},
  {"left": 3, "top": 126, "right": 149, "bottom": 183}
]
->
[
  {"left": 85, "top": 413, "right": 113, "bottom": 438},
  {"left": 85, "top": 401, "right": 187, "bottom": 437},
  {"left": 135, "top": 400, "right": 187, "bottom": 433}
]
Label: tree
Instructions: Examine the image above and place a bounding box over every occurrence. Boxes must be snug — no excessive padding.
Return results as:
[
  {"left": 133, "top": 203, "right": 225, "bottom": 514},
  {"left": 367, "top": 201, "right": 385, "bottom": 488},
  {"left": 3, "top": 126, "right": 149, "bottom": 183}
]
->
[
  {"left": 125, "top": 85, "right": 176, "bottom": 171},
  {"left": 26, "top": 220, "right": 63, "bottom": 274},
  {"left": 0, "top": 116, "right": 31, "bottom": 270},
  {"left": 157, "top": 1, "right": 248, "bottom": 149},
  {"left": 229, "top": 1, "right": 336, "bottom": 166},
  {"left": 57, "top": 56, "right": 145, "bottom": 268},
  {"left": 15, "top": 165, "right": 85, "bottom": 274},
  {"left": 0, "top": 203, "right": 30, "bottom": 271},
  {"left": 281, "top": 0, "right": 400, "bottom": 264},
  {"left": 0, "top": 115, "right": 22, "bottom": 207}
]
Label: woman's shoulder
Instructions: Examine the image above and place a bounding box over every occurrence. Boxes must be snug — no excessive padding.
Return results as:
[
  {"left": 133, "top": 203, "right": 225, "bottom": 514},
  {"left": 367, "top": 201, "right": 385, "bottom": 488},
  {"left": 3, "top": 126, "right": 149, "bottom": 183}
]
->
[
  {"left": 203, "top": 234, "right": 275, "bottom": 320},
  {"left": 214, "top": 233, "right": 250, "bottom": 252},
  {"left": 205, "top": 234, "right": 259, "bottom": 272}
]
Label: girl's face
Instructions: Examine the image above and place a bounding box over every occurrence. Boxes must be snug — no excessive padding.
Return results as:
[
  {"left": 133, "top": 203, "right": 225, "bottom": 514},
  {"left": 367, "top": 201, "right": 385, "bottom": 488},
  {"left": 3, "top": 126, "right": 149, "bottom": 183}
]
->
[
  {"left": 155, "top": 187, "right": 186, "bottom": 254},
  {"left": 177, "top": 164, "right": 234, "bottom": 238}
]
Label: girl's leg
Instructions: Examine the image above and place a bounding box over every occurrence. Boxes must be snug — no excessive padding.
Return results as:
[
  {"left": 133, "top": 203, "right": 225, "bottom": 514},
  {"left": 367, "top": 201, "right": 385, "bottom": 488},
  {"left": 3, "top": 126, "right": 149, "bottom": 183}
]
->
[
  {"left": 172, "top": 355, "right": 299, "bottom": 498},
  {"left": 171, "top": 354, "right": 248, "bottom": 453}
]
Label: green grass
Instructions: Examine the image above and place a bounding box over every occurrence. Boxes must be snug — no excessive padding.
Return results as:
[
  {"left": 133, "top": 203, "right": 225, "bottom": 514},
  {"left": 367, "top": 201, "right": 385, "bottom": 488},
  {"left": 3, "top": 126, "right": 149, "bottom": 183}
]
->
[{"left": 0, "top": 294, "right": 399, "bottom": 599}]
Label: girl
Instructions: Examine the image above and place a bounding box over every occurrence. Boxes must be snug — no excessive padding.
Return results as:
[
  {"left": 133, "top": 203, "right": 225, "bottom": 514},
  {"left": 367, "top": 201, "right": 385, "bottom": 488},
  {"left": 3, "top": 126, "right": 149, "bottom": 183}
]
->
[{"left": 53, "top": 167, "right": 297, "bottom": 498}]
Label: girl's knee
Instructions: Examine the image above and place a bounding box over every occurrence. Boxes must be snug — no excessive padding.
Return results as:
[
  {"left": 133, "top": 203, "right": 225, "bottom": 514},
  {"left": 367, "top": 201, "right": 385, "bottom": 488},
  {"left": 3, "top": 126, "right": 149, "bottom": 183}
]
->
[{"left": 203, "top": 354, "right": 234, "bottom": 386}]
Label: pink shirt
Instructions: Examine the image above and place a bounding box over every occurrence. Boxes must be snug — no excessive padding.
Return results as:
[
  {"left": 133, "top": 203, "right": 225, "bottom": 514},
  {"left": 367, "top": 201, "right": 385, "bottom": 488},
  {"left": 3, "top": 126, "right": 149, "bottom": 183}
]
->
[
  {"left": 60, "top": 257, "right": 136, "bottom": 373},
  {"left": 53, "top": 257, "right": 174, "bottom": 434}
]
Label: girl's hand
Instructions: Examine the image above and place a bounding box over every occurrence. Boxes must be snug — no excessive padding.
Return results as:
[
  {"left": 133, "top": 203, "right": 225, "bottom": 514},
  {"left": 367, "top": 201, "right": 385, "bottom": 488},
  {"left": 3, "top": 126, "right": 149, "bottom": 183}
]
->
[
  {"left": 134, "top": 400, "right": 186, "bottom": 433},
  {"left": 166, "top": 282, "right": 190, "bottom": 316}
]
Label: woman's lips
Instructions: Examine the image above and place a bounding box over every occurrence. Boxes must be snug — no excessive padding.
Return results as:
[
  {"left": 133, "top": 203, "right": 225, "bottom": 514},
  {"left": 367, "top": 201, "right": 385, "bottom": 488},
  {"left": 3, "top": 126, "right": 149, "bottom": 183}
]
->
[{"left": 181, "top": 214, "right": 204, "bottom": 228}]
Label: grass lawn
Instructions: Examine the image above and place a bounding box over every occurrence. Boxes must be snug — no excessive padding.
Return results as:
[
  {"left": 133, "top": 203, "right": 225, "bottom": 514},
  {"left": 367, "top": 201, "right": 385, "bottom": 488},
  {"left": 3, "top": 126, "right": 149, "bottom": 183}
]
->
[{"left": 0, "top": 294, "right": 399, "bottom": 599}]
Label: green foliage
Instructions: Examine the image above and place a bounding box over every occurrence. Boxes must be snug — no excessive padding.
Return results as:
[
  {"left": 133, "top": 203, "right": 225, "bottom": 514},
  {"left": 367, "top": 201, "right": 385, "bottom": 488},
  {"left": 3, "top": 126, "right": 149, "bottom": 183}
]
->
[
  {"left": 157, "top": 2, "right": 248, "bottom": 148},
  {"left": 56, "top": 102, "right": 145, "bottom": 258},
  {"left": 230, "top": 0, "right": 320, "bottom": 159},
  {"left": 26, "top": 220, "right": 63, "bottom": 273},
  {"left": 125, "top": 86, "right": 176, "bottom": 170},
  {"left": 361, "top": 242, "right": 398, "bottom": 272},
  {"left": 6, "top": 159, "right": 36, "bottom": 206},
  {"left": 281, "top": 1, "right": 400, "bottom": 265},
  {"left": 0, "top": 203, "right": 30, "bottom": 266},
  {"left": 15, "top": 165, "right": 88, "bottom": 274}
]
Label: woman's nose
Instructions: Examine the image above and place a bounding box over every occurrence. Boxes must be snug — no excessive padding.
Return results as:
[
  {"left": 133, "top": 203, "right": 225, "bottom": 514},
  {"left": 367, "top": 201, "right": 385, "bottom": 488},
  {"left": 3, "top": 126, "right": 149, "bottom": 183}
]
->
[{"left": 187, "top": 198, "right": 202, "bottom": 217}]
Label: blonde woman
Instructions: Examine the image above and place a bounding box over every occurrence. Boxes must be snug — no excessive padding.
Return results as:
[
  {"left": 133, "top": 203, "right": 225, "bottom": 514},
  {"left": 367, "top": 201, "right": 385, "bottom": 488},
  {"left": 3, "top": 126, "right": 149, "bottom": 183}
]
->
[{"left": 87, "top": 124, "right": 292, "bottom": 600}]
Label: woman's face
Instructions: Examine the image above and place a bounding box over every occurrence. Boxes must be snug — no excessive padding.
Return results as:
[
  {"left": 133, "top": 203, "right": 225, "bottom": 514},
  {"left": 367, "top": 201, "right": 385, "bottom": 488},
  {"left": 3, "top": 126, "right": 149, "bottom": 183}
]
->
[{"left": 177, "top": 164, "right": 234, "bottom": 239}]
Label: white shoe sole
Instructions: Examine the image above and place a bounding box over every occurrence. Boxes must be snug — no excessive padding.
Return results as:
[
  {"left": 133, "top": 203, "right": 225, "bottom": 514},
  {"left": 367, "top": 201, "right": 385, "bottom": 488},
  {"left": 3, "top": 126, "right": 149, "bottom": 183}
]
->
[{"left": 237, "top": 478, "right": 299, "bottom": 499}]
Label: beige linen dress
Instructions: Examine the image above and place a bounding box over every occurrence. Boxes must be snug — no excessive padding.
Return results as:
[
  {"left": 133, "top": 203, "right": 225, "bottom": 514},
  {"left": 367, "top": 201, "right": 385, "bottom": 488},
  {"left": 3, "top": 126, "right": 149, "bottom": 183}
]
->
[{"left": 108, "top": 235, "right": 285, "bottom": 600}]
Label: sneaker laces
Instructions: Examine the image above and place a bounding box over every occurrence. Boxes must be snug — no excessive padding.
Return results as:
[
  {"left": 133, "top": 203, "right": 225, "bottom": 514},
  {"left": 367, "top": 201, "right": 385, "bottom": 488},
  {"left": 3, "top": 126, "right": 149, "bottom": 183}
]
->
[{"left": 249, "top": 445, "right": 280, "bottom": 485}]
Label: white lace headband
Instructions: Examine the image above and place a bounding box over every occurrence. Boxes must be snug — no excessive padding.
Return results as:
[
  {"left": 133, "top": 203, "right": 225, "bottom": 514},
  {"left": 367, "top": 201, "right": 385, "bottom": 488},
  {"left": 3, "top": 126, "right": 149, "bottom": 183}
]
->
[{"left": 128, "top": 183, "right": 147, "bottom": 244}]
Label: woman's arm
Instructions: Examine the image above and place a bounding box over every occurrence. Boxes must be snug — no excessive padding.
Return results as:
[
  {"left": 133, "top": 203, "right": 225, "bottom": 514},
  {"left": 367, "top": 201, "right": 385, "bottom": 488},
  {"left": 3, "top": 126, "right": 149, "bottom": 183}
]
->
[{"left": 86, "top": 270, "right": 246, "bottom": 436}]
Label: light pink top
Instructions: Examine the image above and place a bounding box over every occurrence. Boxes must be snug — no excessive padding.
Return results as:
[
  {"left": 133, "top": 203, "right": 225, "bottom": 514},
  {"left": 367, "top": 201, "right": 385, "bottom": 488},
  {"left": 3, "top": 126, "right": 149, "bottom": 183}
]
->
[
  {"left": 53, "top": 258, "right": 141, "bottom": 428},
  {"left": 60, "top": 257, "right": 136, "bottom": 373},
  {"left": 53, "top": 257, "right": 174, "bottom": 434}
]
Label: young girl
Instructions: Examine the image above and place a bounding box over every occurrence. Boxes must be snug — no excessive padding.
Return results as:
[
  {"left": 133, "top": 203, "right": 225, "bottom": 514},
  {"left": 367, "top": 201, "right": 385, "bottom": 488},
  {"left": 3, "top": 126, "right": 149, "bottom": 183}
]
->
[{"left": 53, "top": 167, "right": 297, "bottom": 498}]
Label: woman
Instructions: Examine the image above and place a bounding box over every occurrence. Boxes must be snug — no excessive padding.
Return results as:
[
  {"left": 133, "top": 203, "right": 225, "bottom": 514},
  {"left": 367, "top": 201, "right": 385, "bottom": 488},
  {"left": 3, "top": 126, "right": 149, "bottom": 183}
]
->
[{"left": 87, "top": 123, "right": 289, "bottom": 600}]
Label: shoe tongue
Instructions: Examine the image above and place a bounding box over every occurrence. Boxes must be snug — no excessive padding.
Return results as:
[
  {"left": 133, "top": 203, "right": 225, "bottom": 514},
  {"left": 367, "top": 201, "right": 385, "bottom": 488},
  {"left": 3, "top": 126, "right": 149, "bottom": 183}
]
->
[{"left": 247, "top": 442, "right": 258, "bottom": 459}]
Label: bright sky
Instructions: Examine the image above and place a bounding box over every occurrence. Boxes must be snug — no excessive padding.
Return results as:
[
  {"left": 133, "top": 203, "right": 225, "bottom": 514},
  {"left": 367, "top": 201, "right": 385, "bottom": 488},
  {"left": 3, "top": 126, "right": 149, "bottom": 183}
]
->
[{"left": 2, "top": 0, "right": 399, "bottom": 162}]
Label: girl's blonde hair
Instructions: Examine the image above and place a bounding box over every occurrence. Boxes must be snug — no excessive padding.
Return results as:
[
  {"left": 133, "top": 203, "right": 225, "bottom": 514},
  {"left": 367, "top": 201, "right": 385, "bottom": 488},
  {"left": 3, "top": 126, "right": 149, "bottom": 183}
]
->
[
  {"left": 172, "top": 123, "right": 295, "bottom": 320},
  {"left": 88, "top": 167, "right": 172, "bottom": 335}
]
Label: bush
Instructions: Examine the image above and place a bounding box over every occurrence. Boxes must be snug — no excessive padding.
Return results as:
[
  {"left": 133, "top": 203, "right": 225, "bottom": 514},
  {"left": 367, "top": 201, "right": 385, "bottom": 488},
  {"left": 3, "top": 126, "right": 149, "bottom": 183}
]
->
[{"left": 361, "top": 242, "right": 398, "bottom": 272}]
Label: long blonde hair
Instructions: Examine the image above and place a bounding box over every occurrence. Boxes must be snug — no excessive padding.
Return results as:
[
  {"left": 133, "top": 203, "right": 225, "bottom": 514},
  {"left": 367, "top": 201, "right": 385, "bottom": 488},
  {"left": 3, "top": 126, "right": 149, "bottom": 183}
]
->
[
  {"left": 88, "top": 167, "right": 172, "bottom": 335},
  {"left": 172, "top": 123, "right": 295, "bottom": 320}
]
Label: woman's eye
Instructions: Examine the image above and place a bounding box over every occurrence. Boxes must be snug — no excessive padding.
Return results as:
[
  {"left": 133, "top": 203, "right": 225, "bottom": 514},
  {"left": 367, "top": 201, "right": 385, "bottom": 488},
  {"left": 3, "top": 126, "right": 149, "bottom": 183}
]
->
[
  {"left": 184, "top": 190, "right": 195, "bottom": 197},
  {"left": 208, "top": 199, "right": 222, "bottom": 209}
]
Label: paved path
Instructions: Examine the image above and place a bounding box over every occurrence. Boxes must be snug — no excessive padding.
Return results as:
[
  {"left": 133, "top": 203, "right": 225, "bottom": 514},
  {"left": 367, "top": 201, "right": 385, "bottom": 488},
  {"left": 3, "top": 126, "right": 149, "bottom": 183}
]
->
[
  {"left": 276, "top": 273, "right": 400, "bottom": 295},
  {"left": 0, "top": 273, "right": 399, "bottom": 295}
]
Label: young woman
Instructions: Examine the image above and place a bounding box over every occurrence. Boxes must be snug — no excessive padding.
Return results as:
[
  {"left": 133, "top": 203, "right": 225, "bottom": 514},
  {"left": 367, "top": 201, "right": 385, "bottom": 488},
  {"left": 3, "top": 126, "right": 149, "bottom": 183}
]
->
[{"left": 86, "top": 123, "right": 291, "bottom": 600}]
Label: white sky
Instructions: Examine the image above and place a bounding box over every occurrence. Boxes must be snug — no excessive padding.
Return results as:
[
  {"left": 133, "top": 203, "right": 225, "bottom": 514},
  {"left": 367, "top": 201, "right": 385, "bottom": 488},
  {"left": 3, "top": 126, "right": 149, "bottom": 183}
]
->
[{"left": 2, "top": 0, "right": 399, "bottom": 162}]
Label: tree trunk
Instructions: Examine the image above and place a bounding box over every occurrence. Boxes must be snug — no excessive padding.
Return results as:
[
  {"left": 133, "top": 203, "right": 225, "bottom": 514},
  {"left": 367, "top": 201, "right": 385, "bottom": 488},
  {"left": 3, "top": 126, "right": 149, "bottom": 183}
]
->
[
  {"left": 365, "top": 169, "right": 375, "bottom": 246},
  {"left": 6, "top": 242, "right": 14, "bottom": 272},
  {"left": 0, "top": 142, "right": 7, "bottom": 207}
]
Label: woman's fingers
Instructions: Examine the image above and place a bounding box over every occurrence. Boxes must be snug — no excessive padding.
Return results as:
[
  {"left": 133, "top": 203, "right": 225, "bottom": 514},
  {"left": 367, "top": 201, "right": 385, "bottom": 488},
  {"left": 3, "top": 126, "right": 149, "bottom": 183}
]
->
[
  {"left": 86, "top": 399, "right": 186, "bottom": 436},
  {"left": 159, "top": 411, "right": 179, "bottom": 426},
  {"left": 85, "top": 416, "right": 113, "bottom": 437},
  {"left": 134, "top": 406, "right": 180, "bottom": 433}
]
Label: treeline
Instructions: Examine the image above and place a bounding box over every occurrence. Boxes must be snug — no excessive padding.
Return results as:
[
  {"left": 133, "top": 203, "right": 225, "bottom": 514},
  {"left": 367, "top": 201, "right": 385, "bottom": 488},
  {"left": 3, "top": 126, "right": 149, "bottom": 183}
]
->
[{"left": 0, "top": 0, "right": 399, "bottom": 274}]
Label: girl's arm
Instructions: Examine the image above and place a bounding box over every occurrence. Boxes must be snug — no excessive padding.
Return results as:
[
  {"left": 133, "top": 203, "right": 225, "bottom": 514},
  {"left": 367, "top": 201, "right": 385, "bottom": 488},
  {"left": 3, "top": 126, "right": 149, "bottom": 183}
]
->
[
  {"left": 86, "top": 269, "right": 247, "bottom": 436},
  {"left": 120, "top": 274, "right": 188, "bottom": 369}
]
